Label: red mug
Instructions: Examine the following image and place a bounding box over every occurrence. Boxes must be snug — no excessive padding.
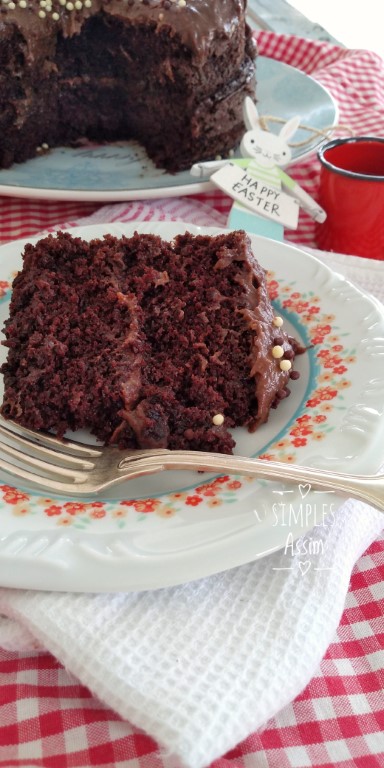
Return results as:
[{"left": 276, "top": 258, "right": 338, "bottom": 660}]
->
[{"left": 315, "top": 136, "right": 384, "bottom": 260}]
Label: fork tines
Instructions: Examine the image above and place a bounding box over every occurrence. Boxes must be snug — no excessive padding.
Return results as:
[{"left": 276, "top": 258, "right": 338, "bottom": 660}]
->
[{"left": 0, "top": 418, "right": 99, "bottom": 489}]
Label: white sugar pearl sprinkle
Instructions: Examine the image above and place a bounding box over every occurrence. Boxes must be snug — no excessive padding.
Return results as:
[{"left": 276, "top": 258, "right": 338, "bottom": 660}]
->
[
  {"left": 52, "top": 10, "right": 59, "bottom": 17},
  {"left": 75, "top": 0, "right": 82, "bottom": 7},
  {"left": 272, "top": 345, "right": 284, "bottom": 359},
  {"left": 66, "top": 1, "right": 74, "bottom": 9},
  {"left": 212, "top": 414, "right": 224, "bottom": 427},
  {"left": 38, "top": 8, "right": 46, "bottom": 16},
  {"left": 280, "top": 359, "right": 292, "bottom": 372},
  {"left": 18, "top": 0, "right": 28, "bottom": 7},
  {"left": 273, "top": 316, "right": 284, "bottom": 328}
]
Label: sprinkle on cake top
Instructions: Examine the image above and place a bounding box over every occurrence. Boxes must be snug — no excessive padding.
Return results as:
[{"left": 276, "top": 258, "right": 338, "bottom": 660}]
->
[{"left": 0, "top": 0, "right": 247, "bottom": 57}]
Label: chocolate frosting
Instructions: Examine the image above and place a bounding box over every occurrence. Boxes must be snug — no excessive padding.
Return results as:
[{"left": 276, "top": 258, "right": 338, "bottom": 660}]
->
[
  {"left": 229, "top": 237, "right": 294, "bottom": 429},
  {"left": 0, "top": 0, "right": 248, "bottom": 61}
]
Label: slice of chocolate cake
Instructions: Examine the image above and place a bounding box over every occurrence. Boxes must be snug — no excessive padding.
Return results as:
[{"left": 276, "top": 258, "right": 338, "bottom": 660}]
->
[{"left": 1, "top": 230, "right": 301, "bottom": 454}]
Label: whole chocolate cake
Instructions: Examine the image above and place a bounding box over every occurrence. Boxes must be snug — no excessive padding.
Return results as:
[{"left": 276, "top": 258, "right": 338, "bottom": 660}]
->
[
  {"left": 0, "top": 0, "right": 257, "bottom": 172},
  {"left": 1, "top": 230, "right": 301, "bottom": 454}
]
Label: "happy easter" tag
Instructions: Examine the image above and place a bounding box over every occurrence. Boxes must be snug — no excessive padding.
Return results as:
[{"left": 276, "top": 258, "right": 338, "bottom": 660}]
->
[{"left": 211, "top": 164, "right": 300, "bottom": 229}]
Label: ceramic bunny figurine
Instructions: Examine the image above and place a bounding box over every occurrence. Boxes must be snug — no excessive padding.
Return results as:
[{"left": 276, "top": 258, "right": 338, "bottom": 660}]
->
[{"left": 191, "top": 97, "right": 326, "bottom": 241}]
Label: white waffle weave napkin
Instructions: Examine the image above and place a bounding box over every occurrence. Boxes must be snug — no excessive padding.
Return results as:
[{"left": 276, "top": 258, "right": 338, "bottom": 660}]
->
[
  {"left": 0, "top": 504, "right": 383, "bottom": 768},
  {"left": 0, "top": 202, "right": 383, "bottom": 768}
]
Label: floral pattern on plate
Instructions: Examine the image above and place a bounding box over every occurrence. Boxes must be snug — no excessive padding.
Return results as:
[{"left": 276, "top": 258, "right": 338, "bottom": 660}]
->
[{"left": 259, "top": 274, "right": 355, "bottom": 462}]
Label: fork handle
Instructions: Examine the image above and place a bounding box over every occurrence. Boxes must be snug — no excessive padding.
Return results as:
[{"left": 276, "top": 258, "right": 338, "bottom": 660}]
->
[{"left": 120, "top": 453, "right": 384, "bottom": 513}]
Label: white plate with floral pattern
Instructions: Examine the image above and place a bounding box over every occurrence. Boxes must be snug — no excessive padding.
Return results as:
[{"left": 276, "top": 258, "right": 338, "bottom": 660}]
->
[
  {"left": 0, "top": 222, "right": 383, "bottom": 593},
  {"left": 0, "top": 57, "right": 338, "bottom": 202}
]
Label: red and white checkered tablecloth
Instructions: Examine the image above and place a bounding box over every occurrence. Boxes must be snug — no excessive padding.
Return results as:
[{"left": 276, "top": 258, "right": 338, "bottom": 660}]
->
[
  {"left": 0, "top": 30, "right": 383, "bottom": 768},
  {"left": 1, "top": 542, "right": 383, "bottom": 768}
]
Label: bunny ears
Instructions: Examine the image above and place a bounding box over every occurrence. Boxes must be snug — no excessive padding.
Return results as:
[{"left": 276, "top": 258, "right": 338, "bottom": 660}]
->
[{"left": 243, "top": 96, "right": 301, "bottom": 142}]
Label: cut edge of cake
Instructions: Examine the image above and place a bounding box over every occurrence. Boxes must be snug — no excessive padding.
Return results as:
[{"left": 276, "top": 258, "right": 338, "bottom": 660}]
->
[{"left": 0, "top": 229, "right": 302, "bottom": 455}]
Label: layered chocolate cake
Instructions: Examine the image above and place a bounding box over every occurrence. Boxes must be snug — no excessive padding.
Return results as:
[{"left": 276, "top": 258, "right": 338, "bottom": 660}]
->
[
  {"left": 1, "top": 230, "right": 301, "bottom": 454},
  {"left": 0, "top": 0, "right": 257, "bottom": 172}
]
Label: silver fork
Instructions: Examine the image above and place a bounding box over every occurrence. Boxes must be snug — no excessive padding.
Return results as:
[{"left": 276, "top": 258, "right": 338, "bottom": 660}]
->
[{"left": 0, "top": 419, "right": 383, "bottom": 510}]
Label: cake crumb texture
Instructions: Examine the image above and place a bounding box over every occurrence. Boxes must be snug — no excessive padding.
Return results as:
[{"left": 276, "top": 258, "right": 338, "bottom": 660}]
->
[{"left": 1, "top": 230, "right": 301, "bottom": 454}]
